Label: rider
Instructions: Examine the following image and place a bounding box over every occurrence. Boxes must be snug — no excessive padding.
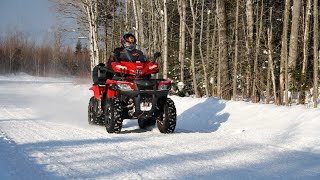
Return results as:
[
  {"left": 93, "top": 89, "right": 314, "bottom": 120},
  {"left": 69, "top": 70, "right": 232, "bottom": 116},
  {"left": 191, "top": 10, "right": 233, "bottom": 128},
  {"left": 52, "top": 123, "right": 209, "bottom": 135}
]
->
[
  {"left": 112, "top": 33, "right": 146, "bottom": 62},
  {"left": 105, "top": 33, "right": 147, "bottom": 79}
]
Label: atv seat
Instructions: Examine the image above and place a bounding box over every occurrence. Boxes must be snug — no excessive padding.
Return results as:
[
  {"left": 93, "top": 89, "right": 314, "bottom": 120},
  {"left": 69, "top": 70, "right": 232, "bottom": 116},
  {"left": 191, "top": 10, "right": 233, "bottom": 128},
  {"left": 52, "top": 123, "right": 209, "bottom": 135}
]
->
[{"left": 93, "top": 62, "right": 114, "bottom": 85}]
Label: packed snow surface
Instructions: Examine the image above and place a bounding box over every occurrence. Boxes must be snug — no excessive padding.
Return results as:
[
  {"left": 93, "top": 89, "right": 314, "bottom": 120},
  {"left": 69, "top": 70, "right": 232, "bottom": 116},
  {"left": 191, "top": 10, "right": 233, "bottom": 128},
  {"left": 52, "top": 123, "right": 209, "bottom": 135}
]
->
[{"left": 0, "top": 73, "right": 319, "bottom": 179}]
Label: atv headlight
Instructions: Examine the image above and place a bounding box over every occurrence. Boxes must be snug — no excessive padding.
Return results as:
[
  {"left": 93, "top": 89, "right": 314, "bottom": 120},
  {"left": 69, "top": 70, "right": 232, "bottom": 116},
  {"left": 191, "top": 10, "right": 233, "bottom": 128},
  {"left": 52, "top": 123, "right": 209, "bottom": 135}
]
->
[
  {"left": 116, "top": 84, "right": 133, "bottom": 91},
  {"left": 158, "top": 84, "right": 171, "bottom": 90}
]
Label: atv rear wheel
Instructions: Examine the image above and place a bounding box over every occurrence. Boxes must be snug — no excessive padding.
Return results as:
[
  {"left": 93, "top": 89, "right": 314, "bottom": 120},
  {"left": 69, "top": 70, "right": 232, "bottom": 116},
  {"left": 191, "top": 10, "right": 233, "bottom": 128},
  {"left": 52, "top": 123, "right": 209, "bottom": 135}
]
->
[
  {"left": 105, "top": 97, "right": 124, "bottom": 133},
  {"left": 88, "top": 97, "right": 97, "bottom": 124},
  {"left": 138, "top": 118, "right": 156, "bottom": 129},
  {"left": 157, "top": 98, "right": 177, "bottom": 133}
]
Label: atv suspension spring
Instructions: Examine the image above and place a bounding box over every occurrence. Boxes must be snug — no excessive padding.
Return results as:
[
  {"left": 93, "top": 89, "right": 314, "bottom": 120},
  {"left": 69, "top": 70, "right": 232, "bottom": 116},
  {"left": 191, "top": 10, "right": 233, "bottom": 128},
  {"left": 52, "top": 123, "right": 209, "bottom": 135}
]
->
[{"left": 127, "top": 99, "right": 135, "bottom": 116}]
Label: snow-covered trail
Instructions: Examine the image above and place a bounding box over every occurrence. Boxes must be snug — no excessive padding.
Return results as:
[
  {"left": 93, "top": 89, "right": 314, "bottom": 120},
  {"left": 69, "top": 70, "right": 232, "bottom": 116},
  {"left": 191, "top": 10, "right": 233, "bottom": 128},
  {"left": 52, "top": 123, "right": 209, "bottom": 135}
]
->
[{"left": 0, "top": 74, "right": 320, "bottom": 179}]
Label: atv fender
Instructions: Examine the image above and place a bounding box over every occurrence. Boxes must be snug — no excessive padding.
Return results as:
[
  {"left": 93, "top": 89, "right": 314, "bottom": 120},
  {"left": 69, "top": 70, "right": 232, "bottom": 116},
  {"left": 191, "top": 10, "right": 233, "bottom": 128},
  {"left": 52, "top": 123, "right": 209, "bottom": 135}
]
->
[
  {"left": 89, "top": 85, "right": 101, "bottom": 100},
  {"left": 107, "top": 89, "right": 116, "bottom": 98}
]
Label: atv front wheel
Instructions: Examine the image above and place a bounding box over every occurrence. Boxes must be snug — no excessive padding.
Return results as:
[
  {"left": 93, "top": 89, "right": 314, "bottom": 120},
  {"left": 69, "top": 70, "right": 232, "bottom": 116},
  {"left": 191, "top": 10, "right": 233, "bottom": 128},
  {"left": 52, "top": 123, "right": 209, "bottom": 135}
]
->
[
  {"left": 157, "top": 98, "right": 177, "bottom": 133},
  {"left": 105, "top": 98, "right": 124, "bottom": 133}
]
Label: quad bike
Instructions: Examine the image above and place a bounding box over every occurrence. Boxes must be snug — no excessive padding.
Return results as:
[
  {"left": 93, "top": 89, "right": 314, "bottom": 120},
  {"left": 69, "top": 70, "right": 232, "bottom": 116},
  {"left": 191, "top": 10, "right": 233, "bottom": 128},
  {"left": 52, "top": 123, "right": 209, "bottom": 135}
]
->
[{"left": 88, "top": 53, "right": 177, "bottom": 133}]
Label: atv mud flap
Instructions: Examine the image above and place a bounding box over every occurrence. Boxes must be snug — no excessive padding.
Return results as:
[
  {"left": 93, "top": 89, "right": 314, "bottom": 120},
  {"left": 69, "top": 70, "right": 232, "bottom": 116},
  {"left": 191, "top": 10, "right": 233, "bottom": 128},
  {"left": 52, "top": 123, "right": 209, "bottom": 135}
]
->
[{"left": 118, "top": 90, "right": 169, "bottom": 118}]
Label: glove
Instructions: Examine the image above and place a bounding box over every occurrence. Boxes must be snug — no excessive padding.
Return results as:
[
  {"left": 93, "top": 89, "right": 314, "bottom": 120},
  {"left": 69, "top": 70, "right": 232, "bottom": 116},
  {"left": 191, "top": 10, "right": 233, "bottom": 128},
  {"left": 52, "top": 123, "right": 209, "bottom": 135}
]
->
[{"left": 154, "top": 52, "right": 161, "bottom": 59}]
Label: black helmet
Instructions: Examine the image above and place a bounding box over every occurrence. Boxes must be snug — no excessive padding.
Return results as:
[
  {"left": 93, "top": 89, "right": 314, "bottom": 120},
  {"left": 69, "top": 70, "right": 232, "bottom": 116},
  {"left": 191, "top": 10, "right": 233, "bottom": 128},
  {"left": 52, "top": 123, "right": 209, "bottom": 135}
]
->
[{"left": 121, "top": 33, "right": 136, "bottom": 50}]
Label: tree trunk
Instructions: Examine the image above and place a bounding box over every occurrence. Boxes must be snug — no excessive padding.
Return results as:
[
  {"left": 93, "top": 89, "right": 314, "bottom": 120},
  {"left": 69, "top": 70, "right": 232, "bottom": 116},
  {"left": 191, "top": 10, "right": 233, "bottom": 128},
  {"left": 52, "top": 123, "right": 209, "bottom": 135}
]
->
[
  {"left": 136, "top": 0, "right": 145, "bottom": 51},
  {"left": 189, "top": 0, "right": 199, "bottom": 97},
  {"left": 211, "top": 17, "right": 217, "bottom": 97},
  {"left": 151, "top": 1, "right": 158, "bottom": 54},
  {"left": 232, "top": 0, "right": 239, "bottom": 101},
  {"left": 314, "top": 0, "right": 319, "bottom": 108},
  {"left": 266, "top": 8, "right": 277, "bottom": 104},
  {"left": 246, "top": 0, "right": 254, "bottom": 98},
  {"left": 125, "top": 0, "right": 129, "bottom": 32},
  {"left": 146, "top": 1, "right": 153, "bottom": 57},
  {"left": 178, "top": 0, "right": 187, "bottom": 83},
  {"left": 216, "top": 0, "right": 231, "bottom": 100},
  {"left": 280, "top": 0, "right": 290, "bottom": 105},
  {"left": 177, "top": 0, "right": 183, "bottom": 77},
  {"left": 252, "top": 0, "right": 264, "bottom": 103},
  {"left": 163, "top": 0, "right": 168, "bottom": 79},
  {"left": 206, "top": 9, "right": 211, "bottom": 96},
  {"left": 111, "top": 2, "right": 116, "bottom": 52},
  {"left": 103, "top": 0, "right": 110, "bottom": 60},
  {"left": 241, "top": 16, "right": 247, "bottom": 99},
  {"left": 300, "top": 0, "right": 312, "bottom": 104},
  {"left": 85, "top": 0, "right": 99, "bottom": 70},
  {"left": 199, "top": 0, "right": 209, "bottom": 96},
  {"left": 217, "top": 27, "right": 221, "bottom": 98},
  {"left": 132, "top": 0, "right": 139, "bottom": 38},
  {"left": 287, "top": 0, "right": 302, "bottom": 103}
]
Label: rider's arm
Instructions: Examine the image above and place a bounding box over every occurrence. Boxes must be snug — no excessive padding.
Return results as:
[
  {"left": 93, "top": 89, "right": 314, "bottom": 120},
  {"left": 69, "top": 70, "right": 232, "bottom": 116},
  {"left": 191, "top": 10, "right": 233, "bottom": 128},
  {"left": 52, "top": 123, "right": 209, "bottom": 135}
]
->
[
  {"left": 138, "top": 50, "right": 147, "bottom": 62},
  {"left": 113, "top": 47, "right": 124, "bottom": 62}
]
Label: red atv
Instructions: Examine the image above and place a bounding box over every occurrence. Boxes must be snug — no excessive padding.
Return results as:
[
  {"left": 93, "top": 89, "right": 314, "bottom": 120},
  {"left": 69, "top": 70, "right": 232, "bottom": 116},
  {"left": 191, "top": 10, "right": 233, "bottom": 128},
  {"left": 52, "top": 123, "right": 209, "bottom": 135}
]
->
[{"left": 88, "top": 53, "right": 177, "bottom": 133}]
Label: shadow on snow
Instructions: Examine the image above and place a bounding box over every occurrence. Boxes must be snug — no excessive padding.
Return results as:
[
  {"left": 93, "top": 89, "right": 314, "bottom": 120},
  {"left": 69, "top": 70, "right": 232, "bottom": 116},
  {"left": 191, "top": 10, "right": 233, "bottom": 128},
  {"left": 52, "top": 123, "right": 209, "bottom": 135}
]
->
[
  {"left": 176, "top": 97, "right": 230, "bottom": 133},
  {"left": 116, "top": 97, "right": 230, "bottom": 133},
  {"left": 16, "top": 138, "right": 320, "bottom": 180}
]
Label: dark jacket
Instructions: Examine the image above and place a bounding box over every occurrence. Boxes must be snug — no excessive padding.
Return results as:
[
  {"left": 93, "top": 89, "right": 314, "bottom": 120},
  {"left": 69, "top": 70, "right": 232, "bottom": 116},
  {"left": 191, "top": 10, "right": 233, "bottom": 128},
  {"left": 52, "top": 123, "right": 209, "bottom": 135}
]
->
[{"left": 113, "top": 47, "right": 146, "bottom": 62}]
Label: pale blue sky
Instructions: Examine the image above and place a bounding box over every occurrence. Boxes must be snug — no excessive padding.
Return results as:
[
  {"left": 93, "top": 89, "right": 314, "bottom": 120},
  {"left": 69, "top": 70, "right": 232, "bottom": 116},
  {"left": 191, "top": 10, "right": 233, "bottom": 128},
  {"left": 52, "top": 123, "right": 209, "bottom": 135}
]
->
[{"left": 0, "top": 0, "right": 56, "bottom": 41}]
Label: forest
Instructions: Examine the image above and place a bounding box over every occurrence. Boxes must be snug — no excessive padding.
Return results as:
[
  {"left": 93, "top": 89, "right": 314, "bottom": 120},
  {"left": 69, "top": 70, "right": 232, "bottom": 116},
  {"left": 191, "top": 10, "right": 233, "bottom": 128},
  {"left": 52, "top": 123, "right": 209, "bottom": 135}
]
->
[{"left": 0, "top": 0, "right": 319, "bottom": 107}]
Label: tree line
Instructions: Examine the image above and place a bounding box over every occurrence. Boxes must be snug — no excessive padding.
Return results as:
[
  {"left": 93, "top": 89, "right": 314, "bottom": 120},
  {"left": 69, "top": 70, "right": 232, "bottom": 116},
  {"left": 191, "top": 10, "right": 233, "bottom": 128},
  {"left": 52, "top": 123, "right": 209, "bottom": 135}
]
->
[
  {"left": 0, "top": 30, "right": 91, "bottom": 77},
  {"left": 1, "top": 0, "right": 319, "bottom": 107}
]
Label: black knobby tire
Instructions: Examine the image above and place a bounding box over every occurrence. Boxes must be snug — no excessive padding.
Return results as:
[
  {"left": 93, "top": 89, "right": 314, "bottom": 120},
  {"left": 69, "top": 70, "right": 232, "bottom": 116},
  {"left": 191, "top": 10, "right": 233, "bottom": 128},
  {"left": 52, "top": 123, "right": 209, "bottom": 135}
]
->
[
  {"left": 96, "top": 114, "right": 105, "bottom": 125},
  {"left": 157, "top": 98, "right": 177, "bottom": 133},
  {"left": 138, "top": 118, "right": 156, "bottom": 129},
  {"left": 105, "top": 97, "right": 124, "bottom": 133},
  {"left": 88, "top": 96, "right": 97, "bottom": 124}
]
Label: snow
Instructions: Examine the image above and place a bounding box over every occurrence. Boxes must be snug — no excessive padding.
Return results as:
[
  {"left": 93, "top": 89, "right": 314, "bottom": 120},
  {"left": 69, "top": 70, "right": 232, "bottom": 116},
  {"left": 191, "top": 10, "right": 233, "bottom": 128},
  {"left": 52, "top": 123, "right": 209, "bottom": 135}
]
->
[{"left": 0, "top": 74, "right": 320, "bottom": 180}]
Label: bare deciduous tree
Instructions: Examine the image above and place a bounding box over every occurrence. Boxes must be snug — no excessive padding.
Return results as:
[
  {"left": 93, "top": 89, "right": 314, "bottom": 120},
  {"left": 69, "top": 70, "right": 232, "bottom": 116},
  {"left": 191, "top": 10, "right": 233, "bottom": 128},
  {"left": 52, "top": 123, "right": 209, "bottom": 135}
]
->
[
  {"left": 266, "top": 8, "right": 277, "bottom": 104},
  {"left": 52, "top": 0, "right": 100, "bottom": 71},
  {"left": 252, "top": 0, "right": 264, "bottom": 103},
  {"left": 246, "top": 0, "right": 254, "bottom": 98},
  {"left": 232, "top": 0, "right": 239, "bottom": 101},
  {"left": 300, "top": 0, "right": 312, "bottom": 104},
  {"left": 216, "top": 0, "right": 231, "bottom": 100},
  {"left": 287, "top": 0, "right": 302, "bottom": 102},
  {"left": 280, "top": 0, "right": 290, "bottom": 105},
  {"left": 314, "top": 0, "right": 319, "bottom": 108},
  {"left": 177, "top": 0, "right": 187, "bottom": 83},
  {"left": 198, "top": 0, "right": 209, "bottom": 96},
  {"left": 189, "top": 0, "right": 199, "bottom": 97},
  {"left": 163, "top": 0, "right": 168, "bottom": 79}
]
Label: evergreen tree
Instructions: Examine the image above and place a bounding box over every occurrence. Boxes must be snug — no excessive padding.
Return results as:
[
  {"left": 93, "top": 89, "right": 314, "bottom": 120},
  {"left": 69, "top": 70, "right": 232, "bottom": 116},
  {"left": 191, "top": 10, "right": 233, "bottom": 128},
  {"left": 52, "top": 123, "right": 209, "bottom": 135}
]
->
[{"left": 75, "top": 39, "right": 82, "bottom": 54}]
